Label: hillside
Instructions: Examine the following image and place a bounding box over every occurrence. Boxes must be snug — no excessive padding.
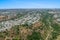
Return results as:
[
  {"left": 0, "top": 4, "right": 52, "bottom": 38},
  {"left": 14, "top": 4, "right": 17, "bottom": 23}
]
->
[{"left": 0, "top": 9, "right": 60, "bottom": 40}]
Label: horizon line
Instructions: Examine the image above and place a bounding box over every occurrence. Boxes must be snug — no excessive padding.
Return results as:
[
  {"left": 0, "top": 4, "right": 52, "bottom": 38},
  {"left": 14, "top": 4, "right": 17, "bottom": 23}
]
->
[{"left": 0, "top": 8, "right": 60, "bottom": 9}]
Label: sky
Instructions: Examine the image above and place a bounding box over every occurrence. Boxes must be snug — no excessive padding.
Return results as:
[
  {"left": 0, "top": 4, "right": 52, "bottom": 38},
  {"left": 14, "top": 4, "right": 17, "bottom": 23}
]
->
[{"left": 0, "top": 0, "right": 60, "bottom": 9}]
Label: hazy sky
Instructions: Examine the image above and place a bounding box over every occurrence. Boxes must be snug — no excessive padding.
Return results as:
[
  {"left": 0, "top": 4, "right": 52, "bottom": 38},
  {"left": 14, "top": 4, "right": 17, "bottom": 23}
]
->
[{"left": 0, "top": 0, "right": 60, "bottom": 9}]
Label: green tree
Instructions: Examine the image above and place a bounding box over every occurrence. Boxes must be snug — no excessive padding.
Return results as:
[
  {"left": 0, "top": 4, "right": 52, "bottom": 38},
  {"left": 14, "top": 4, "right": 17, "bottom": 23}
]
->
[{"left": 27, "top": 31, "right": 43, "bottom": 40}]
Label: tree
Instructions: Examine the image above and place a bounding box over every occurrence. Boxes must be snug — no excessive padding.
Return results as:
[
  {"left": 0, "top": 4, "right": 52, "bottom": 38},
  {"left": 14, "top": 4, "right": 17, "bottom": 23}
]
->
[{"left": 27, "top": 31, "right": 43, "bottom": 40}]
